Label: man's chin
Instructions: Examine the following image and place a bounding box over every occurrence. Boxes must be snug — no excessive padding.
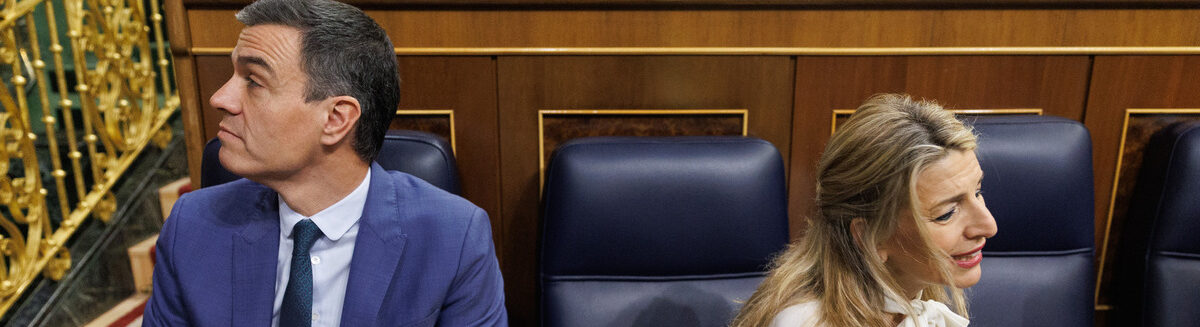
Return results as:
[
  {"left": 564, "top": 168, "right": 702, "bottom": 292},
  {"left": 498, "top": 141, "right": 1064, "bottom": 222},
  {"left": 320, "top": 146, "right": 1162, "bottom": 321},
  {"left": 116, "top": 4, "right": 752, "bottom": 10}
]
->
[{"left": 217, "top": 154, "right": 255, "bottom": 179}]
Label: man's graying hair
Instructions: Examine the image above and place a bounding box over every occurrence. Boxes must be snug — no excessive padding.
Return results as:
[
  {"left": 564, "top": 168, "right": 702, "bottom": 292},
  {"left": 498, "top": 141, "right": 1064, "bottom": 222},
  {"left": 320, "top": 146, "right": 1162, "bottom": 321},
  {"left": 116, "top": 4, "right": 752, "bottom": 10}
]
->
[{"left": 236, "top": 0, "right": 399, "bottom": 162}]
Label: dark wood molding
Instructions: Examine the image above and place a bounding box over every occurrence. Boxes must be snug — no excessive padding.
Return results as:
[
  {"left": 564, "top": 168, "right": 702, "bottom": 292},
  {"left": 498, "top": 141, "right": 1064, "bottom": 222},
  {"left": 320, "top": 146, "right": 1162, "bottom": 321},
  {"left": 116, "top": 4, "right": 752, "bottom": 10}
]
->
[{"left": 180, "top": 0, "right": 1200, "bottom": 9}]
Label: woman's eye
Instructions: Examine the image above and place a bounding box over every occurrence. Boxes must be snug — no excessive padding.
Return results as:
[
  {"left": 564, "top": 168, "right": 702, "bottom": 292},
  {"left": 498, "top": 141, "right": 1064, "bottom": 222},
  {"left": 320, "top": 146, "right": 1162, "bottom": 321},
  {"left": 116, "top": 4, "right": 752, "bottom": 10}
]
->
[{"left": 933, "top": 208, "right": 956, "bottom": 222}]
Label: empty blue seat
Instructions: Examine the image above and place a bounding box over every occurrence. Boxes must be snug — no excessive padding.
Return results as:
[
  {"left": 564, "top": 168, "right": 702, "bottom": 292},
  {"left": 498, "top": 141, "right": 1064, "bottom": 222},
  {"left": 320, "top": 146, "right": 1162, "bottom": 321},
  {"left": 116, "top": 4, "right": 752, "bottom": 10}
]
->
[
  {"left": 1112, "top": 122, "right": 1200, "bottom": 326},
  {"left": 539, "top": 136, "right": 789, "bottom": 327},
  {"left": 964, "top": 115, "right": 1095, "bottom": 326}
]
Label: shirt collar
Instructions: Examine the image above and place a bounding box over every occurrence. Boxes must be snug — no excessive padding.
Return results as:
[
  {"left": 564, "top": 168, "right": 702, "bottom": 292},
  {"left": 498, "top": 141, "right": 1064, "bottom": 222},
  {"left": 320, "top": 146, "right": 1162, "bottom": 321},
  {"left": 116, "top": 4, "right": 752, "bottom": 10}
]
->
[
  {"left": 279, "top": 168, "right": 371, "bottom": 241},
  {"left": 882, "top": 292, "right": 969, "bottom": 327}
]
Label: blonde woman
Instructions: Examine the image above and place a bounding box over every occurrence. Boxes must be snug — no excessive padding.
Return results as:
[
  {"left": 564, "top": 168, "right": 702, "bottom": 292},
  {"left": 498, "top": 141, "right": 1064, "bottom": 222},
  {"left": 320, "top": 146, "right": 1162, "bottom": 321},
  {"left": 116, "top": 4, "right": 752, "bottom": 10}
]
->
[{"left": 732, "top": 94, "right": 998, "bottom": 327}]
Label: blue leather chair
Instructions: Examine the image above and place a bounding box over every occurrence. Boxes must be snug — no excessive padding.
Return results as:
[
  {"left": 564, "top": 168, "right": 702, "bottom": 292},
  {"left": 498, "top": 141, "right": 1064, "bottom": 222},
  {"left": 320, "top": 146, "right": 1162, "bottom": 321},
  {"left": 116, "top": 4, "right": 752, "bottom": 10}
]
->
[
  {"left": 201, "top": 137, "right": 242, "bottom": 188},
  {"left": 1112, "top": 122, "right": 1200, "bottom": 326},
  {"left": 964, "top": 115, "right": 1095, "bottom": 326},
  {"left": 539, "top": 136, "right": 789, "bottom": 327},
  {"left": 201, "top": 130, "right": 461, "bottom": 194}
]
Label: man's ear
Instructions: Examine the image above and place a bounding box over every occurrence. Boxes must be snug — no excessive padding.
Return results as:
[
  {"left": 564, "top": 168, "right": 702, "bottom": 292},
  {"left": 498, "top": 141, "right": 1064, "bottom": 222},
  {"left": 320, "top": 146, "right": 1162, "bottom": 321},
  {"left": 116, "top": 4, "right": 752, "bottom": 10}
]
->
[
  {"left": 851, "top": 218, "right": 889, "bottom": 262},
  {"left": 320, "top": 96, "right": 361, "bottom": 146}
]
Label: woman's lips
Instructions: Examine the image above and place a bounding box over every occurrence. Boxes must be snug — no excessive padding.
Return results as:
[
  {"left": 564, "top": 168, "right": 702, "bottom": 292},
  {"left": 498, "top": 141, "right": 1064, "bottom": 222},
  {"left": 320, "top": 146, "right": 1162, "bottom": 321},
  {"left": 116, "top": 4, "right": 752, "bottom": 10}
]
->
[
  {"left": 950, "top": 243, "right": 985, "bottom": 269},
  {"left": 951, "top": 250, "right": 982, "bottom": 269}
]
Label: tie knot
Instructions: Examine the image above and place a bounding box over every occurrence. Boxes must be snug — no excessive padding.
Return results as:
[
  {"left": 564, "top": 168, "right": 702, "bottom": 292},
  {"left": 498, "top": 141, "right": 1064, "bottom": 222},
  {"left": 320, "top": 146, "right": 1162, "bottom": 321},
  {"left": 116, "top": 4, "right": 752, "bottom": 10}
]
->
[{"left": 292, "top": 219, "right": 323, "bottom": 252}]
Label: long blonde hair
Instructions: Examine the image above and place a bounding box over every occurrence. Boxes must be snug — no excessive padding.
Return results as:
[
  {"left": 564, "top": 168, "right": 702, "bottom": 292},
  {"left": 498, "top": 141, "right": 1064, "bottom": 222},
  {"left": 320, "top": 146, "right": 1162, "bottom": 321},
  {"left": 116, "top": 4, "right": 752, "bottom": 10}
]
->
[{"left": 732, "top": 94, "right": 978, "bottom": 327}]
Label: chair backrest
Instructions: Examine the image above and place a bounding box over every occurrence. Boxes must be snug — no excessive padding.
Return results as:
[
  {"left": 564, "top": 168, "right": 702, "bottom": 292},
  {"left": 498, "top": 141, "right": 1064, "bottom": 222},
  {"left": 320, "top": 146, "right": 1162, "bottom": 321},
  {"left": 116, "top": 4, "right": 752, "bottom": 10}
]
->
[
  {"left": 201, "top": 137, "right": 241, "bottom": 188},
  {"left": 376, "top": 130, "right": 461, "bottom": 195},
  {"left": 964, "top": 115, "right": 1095, "bottom": 326},
  {"left": 200, "top": 130, "right": 461, "bottom": 194},
  {"left": 1113, "top": 122, "right": 1200, "bottom": 326},
  {"left": 539, "top": 136, "right": 789, "bottom": 327}
]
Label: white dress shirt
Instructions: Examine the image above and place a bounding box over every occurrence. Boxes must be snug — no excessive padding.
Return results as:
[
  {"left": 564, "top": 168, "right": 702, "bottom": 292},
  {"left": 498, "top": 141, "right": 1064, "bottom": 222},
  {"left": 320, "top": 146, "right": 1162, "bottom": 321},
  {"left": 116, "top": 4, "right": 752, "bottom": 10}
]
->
[
  {"left": 769, "top": 295, "right": 968, "bottom": 327},
  {"left": 271, "top": 169, "right": 371, "bottom": 327}
]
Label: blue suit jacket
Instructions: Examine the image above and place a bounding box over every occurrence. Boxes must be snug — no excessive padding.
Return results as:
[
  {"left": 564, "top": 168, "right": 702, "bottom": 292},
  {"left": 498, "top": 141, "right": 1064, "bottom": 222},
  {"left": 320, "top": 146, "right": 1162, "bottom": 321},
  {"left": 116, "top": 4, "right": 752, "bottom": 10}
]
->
[{"left": 143, "top": 163, "right": 507, "bottom": 326}]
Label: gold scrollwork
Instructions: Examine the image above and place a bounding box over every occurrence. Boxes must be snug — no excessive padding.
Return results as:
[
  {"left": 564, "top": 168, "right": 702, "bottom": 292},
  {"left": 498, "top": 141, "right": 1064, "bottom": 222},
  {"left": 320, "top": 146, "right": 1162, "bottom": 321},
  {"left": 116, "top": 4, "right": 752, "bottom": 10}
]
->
[
  {"left": 0, "top": 0, "right": 179, "bottom": 316},
  {"left": 91, "top": 191, "right": 116, "bottom": 223},
  {"left": 151, "top": 126, "right": 172, "bottom": 149},
  {"left": 41, "top": 246, "right": 69, "bottom": 281}
]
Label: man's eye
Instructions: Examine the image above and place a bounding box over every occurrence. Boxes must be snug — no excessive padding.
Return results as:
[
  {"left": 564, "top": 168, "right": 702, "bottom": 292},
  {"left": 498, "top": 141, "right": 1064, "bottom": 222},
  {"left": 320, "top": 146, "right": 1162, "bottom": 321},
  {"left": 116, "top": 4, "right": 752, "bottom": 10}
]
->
[
  {"left": 933, "top": 208, "right": 956, "bottom": 222},
  {"left": 975, "top": 189, "right": 984, "bottom": 198},
  {"left": 245, "top": 76, "right": 261, "bottom": 88}
]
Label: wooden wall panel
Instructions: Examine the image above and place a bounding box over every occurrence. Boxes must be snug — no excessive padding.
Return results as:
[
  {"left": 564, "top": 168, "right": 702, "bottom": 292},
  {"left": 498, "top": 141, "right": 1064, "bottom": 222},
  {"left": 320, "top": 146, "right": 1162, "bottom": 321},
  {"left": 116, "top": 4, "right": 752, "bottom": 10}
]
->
[
  {"left": 790, "top": 56, "right": 1090, "bottom": 237},
  {"left": 539, "top": 111, "right": 746, "bottom": 172},
  {"left": 390, "top": 112, "right": 454, "bottom": 142},
  {"left": 497, "top": 56, "right": 794, "bottom": 325},
  {"left": 391, "top": 57, "right": 502, "bottom": 254},
  {"left": 1084, "top": 56, "right": 1200, "bottom": 318},
  {"left": 193, "top": 56, "right": 234, "bottom": 143},
  {"left": 185, "top": 9, "right": 1200, "bottom": 49},
  {"left": 175, "top": 54, "right": 206, "bottom": 187},
  {"left": 165, "top": 0, "right": 206, "bottom": 187}
]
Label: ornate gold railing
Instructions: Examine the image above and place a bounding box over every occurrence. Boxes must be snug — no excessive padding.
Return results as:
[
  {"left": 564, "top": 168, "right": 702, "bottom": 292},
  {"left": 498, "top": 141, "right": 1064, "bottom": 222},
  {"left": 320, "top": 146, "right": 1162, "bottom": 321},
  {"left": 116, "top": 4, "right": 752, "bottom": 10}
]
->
[{"left": 0, "top": 0, "right": 177, "bottom": 316}]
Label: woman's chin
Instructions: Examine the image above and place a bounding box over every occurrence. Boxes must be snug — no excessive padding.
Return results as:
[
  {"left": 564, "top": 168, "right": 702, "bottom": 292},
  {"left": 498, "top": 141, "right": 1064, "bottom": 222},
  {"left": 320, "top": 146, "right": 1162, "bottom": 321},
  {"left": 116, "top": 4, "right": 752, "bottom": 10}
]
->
[{"left": 952, "top": 265, "right": 983, "bottom": 288}]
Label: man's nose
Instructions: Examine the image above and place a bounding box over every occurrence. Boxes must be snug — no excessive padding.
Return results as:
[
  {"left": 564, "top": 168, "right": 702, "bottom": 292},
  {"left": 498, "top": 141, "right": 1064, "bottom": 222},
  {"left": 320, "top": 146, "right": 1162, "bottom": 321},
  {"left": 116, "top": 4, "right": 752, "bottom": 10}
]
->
[{"left": 210, "top": 77, "right": 241, "bottom": 115}]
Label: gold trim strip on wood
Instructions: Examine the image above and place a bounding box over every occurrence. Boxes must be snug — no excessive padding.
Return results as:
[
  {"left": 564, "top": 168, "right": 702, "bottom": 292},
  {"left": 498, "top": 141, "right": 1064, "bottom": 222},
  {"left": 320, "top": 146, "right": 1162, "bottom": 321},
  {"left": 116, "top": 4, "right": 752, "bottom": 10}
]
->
[
  {"left": 831, "top": 109, "right": 855, "bottom": 134},
  {"left": 190, "top": 46, "right": 1200, "bottom": 56},
  {"left": 952, "top": 108, "right": 1043, "bottom": 115},
  {"left": 537, "top": 109, "right": 749, "bottom": 192},
  {"left": 830, "top": 108, "right": 1043, "bottom": 135},
  {"left": 394, "top": 109, "right": 456, "bottom": 155},
  {"left": 540, "top": 109, "right": 748, "bottom": 116},
  {"left": 1095, "top": 108, "right": 1200, "bottom": 309}
]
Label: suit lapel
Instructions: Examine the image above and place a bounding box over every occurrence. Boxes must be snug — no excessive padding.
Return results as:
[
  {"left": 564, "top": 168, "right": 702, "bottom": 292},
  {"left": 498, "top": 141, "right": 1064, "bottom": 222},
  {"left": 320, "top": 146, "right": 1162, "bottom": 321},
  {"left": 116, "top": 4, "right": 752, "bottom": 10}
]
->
[
  {"left": 231, "top": 190, "right": 281, "bottom": 327},
  {"left": 341, "top": 164, "right": 409, "bottom": 326}
]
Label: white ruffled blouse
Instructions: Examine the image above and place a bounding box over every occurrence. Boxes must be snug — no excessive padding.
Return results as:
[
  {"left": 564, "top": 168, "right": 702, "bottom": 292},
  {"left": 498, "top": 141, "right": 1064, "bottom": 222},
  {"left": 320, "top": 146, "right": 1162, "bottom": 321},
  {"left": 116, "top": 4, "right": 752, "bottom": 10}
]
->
[{"left": 768, "top": 297, "right": 968, "bottom": 327}]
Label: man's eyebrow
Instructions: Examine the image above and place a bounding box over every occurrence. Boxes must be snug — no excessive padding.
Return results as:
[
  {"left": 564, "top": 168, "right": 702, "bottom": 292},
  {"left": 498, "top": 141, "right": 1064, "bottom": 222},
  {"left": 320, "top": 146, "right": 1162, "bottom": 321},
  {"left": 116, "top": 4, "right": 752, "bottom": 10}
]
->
[{"left": 236, "top": 55, "right": 274, "bottom": 75}]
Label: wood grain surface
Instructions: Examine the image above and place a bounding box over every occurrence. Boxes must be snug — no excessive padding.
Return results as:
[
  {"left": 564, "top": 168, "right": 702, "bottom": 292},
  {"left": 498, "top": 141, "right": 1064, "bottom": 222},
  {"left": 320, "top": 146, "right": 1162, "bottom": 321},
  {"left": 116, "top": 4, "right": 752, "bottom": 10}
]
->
[
  {"left": 1084, "top": 56, "right": 1200, "bottom": 316},
  {"left": 185, "top": 8, "right": 1200, "bottom": 49}
]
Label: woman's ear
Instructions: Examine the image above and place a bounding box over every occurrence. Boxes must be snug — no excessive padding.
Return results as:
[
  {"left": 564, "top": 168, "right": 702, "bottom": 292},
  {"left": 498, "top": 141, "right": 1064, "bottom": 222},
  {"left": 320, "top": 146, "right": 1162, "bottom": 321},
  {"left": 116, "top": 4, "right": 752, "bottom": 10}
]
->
[{"left": 851, "top": 218, "right": 889, "bottom": 262}]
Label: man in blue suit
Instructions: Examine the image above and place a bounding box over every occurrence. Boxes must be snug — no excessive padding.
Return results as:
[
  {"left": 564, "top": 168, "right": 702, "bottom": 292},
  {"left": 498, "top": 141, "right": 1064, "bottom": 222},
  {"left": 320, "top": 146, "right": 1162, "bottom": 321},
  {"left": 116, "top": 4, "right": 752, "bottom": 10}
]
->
[{"left": 142, "top": 0, "right": 507, "bottom": 325}]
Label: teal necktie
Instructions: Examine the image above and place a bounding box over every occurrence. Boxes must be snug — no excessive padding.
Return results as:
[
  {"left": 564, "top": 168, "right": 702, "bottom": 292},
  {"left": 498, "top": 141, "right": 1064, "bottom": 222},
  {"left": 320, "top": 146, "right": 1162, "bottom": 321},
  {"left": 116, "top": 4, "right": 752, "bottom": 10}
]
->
[{"left": 281, "top": 219, "right": 323, "bottom": 327}]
